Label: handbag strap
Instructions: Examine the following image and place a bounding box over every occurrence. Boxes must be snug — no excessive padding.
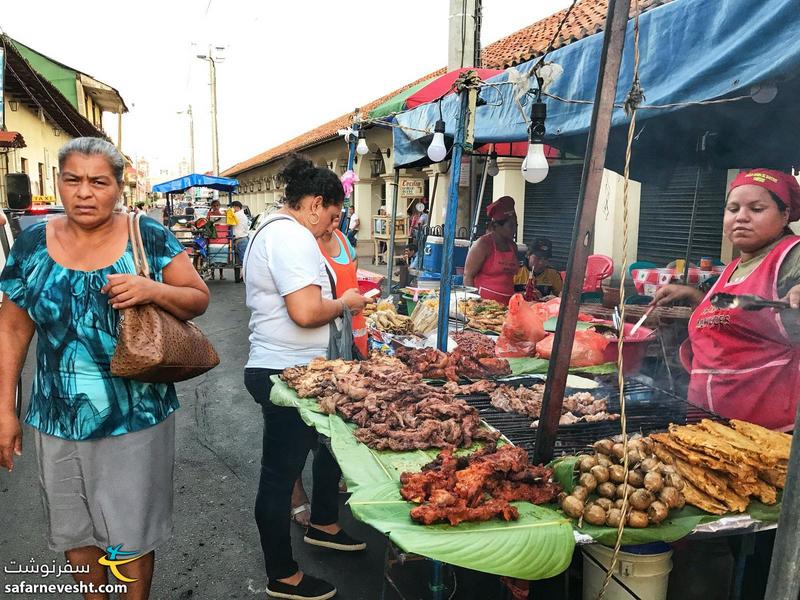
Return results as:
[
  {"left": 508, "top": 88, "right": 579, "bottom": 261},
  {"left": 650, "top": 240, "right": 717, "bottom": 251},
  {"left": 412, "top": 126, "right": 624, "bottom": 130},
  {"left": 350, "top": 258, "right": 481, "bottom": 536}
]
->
[{"left": 128, "top": 212, "right": 151, "bottom": 278}]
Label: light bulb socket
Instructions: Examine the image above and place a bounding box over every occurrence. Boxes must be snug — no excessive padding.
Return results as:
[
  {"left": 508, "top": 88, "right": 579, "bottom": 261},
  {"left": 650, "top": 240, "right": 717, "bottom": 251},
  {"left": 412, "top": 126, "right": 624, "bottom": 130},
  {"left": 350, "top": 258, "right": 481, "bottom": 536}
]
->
[
  {"left": 433, "top": 119, "right": 446, "bottom": 134},
  {"left": 529, "top": 100, "right": 547, "bottom": 144}
]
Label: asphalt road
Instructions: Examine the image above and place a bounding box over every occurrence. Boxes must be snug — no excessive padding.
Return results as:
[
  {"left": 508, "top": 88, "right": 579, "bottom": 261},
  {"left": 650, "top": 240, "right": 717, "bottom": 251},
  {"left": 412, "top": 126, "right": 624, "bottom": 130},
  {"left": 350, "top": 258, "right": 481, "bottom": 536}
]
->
[{"left": 0, "top": 268, "right": 506, "bottom": 599}]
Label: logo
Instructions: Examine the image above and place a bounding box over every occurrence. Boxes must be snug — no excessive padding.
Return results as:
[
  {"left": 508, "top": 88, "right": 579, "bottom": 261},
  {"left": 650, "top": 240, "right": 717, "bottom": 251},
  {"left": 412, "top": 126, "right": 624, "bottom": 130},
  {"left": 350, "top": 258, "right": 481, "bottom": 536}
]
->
[
  {"left": 97, "top": 545, "right": 140, "bottom": 583},
  {"left": 745, "top": 172, "right": 779, "bottom": 184}
]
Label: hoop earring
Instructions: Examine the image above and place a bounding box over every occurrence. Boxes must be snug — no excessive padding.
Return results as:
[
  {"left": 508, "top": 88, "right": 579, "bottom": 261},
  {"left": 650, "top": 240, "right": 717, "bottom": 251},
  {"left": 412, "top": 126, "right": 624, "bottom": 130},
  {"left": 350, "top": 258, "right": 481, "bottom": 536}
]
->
[{"left": 308, "top": 213, "right": 320, "bottom": 225}]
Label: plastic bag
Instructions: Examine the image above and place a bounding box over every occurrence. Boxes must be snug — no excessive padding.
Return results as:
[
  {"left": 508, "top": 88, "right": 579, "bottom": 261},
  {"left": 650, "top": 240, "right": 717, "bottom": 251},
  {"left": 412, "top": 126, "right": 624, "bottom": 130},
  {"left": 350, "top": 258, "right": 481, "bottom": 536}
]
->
[
  {"left": 495, "top": 294, "right": 547, "bottom": 358},
  {"left": 530, "top": 297, "right": 594, "bottom": 323},
  {"left": 535, "top": 330, "right": 610, "bottom": 367}
]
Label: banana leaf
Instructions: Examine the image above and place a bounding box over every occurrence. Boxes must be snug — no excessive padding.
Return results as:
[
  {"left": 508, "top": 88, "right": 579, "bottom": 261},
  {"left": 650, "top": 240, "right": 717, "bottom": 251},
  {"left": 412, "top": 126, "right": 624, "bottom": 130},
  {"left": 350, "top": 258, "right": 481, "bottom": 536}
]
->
[
  {"left": 270, "top": 377, "right": 577, "bottom": 578},
  {"left": 506, "top": 357, "right": 617, "bottom": 376},
  {"left": 348, "top": 481, "right": 575, "bottom": 580}
]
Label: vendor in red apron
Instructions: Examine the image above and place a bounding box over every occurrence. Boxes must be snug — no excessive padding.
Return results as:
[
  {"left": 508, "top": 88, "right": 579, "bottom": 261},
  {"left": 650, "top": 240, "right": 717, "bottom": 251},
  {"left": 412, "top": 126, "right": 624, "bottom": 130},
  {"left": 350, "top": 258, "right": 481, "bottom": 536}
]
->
[
  {"left": 464, "top": 195, "right": 520, "bottom": 305},
  {"left": 653, "top": 169, "right": 800, "bottom": 431}
]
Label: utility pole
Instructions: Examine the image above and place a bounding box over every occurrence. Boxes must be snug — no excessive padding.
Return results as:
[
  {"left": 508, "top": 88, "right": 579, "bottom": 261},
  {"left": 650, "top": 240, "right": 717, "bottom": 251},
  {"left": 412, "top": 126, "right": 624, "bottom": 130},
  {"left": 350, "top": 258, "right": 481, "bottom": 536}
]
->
[
  {"left": 197, "top": 46, "right": 223, "bottom": 176},
  {"left": 177, "top": 105, "right": 196, "bottom": 173}
]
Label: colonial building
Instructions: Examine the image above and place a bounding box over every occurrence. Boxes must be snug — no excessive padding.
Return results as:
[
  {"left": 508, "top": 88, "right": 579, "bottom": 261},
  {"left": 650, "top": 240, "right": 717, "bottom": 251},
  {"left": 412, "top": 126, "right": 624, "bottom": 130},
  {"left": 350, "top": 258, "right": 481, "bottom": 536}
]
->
[{"left": 1, "top": 36, "right": 128, "bottom": 205}]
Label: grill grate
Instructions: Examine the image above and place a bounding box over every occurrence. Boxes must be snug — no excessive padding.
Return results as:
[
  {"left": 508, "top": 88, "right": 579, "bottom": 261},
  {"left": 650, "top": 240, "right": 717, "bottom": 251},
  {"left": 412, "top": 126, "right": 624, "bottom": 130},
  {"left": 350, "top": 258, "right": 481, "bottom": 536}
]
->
[{"left": 462, "top": 377, "right": 723, "bottom": 460}]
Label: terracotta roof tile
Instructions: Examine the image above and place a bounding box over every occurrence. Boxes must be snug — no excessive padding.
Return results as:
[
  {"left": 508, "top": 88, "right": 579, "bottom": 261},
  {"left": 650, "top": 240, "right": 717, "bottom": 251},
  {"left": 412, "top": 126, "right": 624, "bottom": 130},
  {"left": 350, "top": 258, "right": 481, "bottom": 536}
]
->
[{"left": 223, "top": 0, "right": 672, "bottom": 176}]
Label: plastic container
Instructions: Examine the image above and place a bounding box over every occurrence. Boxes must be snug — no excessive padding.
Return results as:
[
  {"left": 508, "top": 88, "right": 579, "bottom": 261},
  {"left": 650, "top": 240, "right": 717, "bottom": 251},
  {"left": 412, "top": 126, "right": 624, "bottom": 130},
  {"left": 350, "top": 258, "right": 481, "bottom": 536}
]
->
[
  {"left": 422, "top": 236, "right": 471, "bottom": 273},
  {"left": 602, "top": 323, "right": 654, "bottom": 375},
  {"left": 401, "top": 294, "right": 418, "bottom": 315},
  {"left": 582, "top": 542, "right": 673, "bottom": 600}
]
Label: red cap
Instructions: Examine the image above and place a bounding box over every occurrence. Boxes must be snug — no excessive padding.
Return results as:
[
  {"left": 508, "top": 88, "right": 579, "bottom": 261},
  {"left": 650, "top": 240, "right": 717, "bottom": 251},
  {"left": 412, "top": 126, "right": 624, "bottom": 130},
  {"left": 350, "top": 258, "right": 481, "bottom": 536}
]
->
[
  {"left": 486, "top": 195, "right": 516, "bottom": 221},
  {"left": 729, "top": 169, "right": 800, "bottom": 221}
]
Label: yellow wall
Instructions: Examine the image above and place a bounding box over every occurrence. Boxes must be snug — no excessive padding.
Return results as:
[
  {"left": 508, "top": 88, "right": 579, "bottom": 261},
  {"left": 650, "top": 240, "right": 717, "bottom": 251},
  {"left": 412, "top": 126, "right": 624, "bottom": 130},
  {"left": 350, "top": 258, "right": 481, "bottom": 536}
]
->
[{"left": 3, "top": 99, "right": 69, "bottom": 203}]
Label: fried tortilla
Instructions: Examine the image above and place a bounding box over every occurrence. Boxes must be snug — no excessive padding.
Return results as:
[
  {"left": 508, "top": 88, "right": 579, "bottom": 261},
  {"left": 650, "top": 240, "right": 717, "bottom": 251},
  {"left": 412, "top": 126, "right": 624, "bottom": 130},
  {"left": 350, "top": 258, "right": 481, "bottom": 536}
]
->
[
  {"left": 758, "top": 467, "right": 786, "bottom": 490},
  {"left": 697, "top": 419, "right": 779, "bottom": 465},
  {"left": 668, "top": 424, "right": 763, "bottom": 470},
  {"left": 650, "top": 434, "right": 756, "bottom": 482},
  {"left": 750, "top": 478, "right": 778, "bottom": 506},
  {"left": 672, "top": 458, "right": 749, "bottom": 513},
  {"left": 729, "top": 419, "right": 792, "bottom": 461},
  {"left": 681, "top": 480, "right": 728, "bottom": 515}
]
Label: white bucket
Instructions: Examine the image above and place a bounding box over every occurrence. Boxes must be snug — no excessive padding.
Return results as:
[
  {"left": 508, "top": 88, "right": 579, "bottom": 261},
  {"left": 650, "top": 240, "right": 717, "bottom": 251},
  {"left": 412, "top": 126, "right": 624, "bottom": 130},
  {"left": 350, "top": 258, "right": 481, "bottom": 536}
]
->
[{"left": 582, "top": 544, "right": 673, "bottom": 600}]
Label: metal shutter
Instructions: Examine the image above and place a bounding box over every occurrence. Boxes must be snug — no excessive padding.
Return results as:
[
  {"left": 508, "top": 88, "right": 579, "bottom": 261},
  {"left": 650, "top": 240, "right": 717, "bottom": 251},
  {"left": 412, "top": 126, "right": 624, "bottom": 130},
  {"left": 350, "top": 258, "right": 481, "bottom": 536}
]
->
[
  {"left": 522, "top": 164, "right": 583, "bottom": 271},
  {"left": 637, "top": 168, "right": 727, "bottom": 265}
]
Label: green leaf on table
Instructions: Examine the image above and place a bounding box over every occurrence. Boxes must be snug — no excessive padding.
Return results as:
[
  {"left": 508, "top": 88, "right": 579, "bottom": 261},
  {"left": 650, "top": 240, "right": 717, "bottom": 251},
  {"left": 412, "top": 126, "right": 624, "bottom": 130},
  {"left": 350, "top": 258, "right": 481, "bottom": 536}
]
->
[
  {"left": 348, "top": 481, "right": 575, "bottom": 580},
  {"left": 747, "top": 491, "right": 782, "bottom": 522},
  {"left": 506, "top": 357, "right": 618, "bottom": 376},
  {"left": 269, "top": 376, "right": 331, "bottom": 437},
  {"left": 549, "top": 456, "right": 580, "bottom": 493}
]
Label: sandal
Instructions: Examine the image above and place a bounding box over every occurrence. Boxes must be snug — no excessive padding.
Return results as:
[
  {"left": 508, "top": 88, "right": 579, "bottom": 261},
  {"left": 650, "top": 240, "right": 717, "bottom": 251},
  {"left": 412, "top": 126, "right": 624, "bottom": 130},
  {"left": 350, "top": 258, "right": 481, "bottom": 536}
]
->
[{"left": 290, "top": 503, "right": 311, "bottom": 527}]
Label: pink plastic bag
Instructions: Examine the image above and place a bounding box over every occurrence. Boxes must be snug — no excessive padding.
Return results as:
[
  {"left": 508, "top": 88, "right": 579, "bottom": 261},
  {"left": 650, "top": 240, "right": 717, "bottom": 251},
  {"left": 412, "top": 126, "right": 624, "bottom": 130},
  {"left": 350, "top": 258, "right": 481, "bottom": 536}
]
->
[
  {"left": 535, "top": 330, "right": 610, "bottom": 367},
  {"left": 495, "top": 294, "right": 547, "bottom": 358}
]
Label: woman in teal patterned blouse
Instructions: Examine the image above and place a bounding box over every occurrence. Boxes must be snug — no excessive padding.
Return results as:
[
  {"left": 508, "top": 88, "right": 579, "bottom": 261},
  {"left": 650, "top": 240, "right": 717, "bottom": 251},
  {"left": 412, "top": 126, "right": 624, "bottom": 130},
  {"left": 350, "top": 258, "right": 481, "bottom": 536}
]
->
[{"left": 0, "top": 138, "right": 209, "bottom": 599}]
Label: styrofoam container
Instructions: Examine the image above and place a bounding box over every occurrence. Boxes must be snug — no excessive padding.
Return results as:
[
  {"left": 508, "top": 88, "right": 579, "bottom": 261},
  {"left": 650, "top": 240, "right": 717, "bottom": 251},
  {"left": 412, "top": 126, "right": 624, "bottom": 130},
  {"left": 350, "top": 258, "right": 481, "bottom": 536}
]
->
[{"left": 582, "top": 543, "right": 673, "bottom": 600}]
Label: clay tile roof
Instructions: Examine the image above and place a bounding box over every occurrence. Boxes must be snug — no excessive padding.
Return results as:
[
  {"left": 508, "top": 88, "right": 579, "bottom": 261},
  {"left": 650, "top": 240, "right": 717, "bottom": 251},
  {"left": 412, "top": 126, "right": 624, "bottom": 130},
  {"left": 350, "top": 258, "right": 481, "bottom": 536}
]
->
[{"left": 223, "top": 0, "right": 672, "bottom": 176}]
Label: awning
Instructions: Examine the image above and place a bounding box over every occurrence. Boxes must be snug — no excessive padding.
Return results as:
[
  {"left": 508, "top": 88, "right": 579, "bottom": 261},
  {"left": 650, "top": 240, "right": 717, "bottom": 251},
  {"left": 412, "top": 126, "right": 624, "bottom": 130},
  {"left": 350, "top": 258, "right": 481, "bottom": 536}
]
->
[
  {"left": 369, "top": 68, "right": 504, "bottom": 121},
  {"left": 0, "top": 131, "right": 26, "bottom": 148},
  {"left": 152, "top": 173, "right": 239, "bottom": 194},
  {"left": 391, "top": 0, "right": 800, "bottom": 177}
]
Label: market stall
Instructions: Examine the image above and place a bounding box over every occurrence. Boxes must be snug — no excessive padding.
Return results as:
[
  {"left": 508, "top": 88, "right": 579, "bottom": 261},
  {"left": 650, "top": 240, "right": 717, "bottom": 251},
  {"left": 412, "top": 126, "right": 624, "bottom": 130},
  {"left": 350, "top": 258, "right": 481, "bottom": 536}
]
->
[{"left": 273, "top": 0, "right": 800, "bottom": 596}]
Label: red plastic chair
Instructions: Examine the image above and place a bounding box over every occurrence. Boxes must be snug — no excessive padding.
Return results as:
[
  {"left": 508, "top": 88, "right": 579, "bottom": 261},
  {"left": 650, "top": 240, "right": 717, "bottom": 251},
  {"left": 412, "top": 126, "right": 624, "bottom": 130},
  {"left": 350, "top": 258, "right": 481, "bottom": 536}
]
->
[{"left": 583, "top": 254, "right": 614, "bottom": 292}]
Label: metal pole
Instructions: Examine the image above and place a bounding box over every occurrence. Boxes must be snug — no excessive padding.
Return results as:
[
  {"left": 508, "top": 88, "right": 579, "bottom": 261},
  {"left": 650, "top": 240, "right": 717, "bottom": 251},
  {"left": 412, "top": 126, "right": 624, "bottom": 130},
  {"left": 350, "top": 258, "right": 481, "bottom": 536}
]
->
[
  {"left": 436, "top": 91, "right": 469, "bottom": 351},
  {"left": 470, "top": 154, "right": 490, "bottom": 243},
  {"left": 533, "top": 0, "right": 632, "bottom": 464},
  {"left": 682, "top": 167, "right": 702, "bottom": 283},
  {"left": 209, "top": 52, "right": 220, "bottom": 176},
  {"left": 765, "top": 397, "right": 800, "bottom": 598},
  {"left": 385, "top": 168, "right": 401, "bottom": 295},
  {"left": 188, "top": 105, "right": 196, "bottom": 173},
  {"left": 340, "top": 124, "right": 359, "bottom": 233}
]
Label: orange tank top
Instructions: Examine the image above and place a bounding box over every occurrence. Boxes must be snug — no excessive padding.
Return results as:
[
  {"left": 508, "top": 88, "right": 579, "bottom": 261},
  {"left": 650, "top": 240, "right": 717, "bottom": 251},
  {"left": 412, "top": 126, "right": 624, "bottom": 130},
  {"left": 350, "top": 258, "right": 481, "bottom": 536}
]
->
[{"left": 319, "top": 230, "right": 368, "bottom": 357}]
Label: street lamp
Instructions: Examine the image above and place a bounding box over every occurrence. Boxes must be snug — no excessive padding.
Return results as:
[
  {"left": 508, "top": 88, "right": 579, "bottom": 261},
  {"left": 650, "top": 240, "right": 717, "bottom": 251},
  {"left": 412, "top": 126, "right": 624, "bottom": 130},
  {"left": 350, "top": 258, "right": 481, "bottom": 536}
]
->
[{"left": 196, "top": 47, "right": 224, "bottom": 176}]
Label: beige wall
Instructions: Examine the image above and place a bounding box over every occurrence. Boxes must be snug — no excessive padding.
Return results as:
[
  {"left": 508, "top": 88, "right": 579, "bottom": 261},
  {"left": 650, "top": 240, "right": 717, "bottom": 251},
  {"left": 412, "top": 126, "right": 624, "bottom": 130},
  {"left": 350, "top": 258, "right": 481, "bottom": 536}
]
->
[
  {"left": 3, "top": 100, "right": 69, "bottom": 204},
  {"left": 593, "top": 169, "right": 641, "bottom": 279}
]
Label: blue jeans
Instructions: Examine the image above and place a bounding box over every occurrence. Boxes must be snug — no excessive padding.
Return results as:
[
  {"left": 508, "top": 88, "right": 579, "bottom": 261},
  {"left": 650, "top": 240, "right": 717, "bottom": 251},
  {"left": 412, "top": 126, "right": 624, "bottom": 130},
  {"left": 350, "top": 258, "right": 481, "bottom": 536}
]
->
[{"left": 234, "top": 237, "right": 249, "bottom": 265}]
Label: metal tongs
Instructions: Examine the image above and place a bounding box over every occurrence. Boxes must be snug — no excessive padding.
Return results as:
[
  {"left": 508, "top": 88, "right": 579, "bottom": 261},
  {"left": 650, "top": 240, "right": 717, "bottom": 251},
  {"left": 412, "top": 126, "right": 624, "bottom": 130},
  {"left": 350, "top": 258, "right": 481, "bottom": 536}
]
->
[{"left": 710, "top": 292, "right": 791, "bottom": 311}]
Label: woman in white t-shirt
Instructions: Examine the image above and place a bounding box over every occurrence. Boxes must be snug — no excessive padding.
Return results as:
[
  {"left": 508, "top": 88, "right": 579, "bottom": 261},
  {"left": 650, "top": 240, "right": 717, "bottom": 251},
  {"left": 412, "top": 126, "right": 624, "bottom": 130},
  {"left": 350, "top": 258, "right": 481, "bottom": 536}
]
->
[{"left": 242, "top": 155, "right": 367, "bottom": 600}]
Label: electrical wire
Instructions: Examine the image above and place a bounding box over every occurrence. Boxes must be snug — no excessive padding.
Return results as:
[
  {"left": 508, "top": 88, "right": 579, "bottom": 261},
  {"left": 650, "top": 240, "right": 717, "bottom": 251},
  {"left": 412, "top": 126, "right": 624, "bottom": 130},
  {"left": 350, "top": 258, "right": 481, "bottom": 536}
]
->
[
  {"left": 597, "top": 1, "right": 642, "bottom": 597},
  {"left": 531, "top": 0, "right": 580, "bottom": 75}
]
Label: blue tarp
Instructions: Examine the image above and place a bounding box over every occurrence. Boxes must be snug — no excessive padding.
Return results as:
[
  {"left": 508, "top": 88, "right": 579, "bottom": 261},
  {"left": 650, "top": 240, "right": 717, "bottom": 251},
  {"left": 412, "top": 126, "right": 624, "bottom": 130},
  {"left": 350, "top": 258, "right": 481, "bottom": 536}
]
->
[
  {"left": 152, "top": 173, "right": 239, "bottom": 194},
  {"left": 392, "top": 0, "right": 800, "bottom": 178}
]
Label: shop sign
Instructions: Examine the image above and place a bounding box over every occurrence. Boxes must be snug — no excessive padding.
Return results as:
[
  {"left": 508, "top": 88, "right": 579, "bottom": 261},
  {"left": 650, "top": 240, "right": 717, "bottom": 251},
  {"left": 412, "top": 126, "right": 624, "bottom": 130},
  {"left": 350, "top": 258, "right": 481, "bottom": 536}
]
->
[{"left": 399, "top": 178, "right": 424, "bottom": 198}]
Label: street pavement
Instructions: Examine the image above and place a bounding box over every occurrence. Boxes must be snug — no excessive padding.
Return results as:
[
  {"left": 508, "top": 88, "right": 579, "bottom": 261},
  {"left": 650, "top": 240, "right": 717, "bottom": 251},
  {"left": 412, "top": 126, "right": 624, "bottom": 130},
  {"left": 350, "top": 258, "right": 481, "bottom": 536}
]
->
[{"left": 0, "top": 269, "right": 506, "bottom": 599}]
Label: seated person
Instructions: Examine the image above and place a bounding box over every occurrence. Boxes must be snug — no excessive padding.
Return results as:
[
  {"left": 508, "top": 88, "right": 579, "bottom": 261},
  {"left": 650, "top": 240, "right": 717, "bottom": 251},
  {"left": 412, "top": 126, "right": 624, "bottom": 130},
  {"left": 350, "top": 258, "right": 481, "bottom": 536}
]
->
[
  {"left": 513, "top": 251, "right": 530, "bottom": 292},
  {"left": 525, "top": 237, "right": 563, "bottom": 300}
]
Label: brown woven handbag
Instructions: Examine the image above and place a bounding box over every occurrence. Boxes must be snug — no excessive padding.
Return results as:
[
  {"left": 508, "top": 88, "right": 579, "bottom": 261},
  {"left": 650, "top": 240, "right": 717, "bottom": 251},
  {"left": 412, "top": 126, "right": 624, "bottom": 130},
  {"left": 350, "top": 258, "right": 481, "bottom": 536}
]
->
[{"left": 110, "top": 213, "right": 220, "bottom": 383}]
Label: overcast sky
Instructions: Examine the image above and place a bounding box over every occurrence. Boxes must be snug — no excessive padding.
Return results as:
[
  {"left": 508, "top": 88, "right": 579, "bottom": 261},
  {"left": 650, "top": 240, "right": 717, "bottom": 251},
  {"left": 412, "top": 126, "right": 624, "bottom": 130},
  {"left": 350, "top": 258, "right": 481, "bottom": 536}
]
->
[{"left": 3, "top": 0, "right": 571, "bottom": 178}]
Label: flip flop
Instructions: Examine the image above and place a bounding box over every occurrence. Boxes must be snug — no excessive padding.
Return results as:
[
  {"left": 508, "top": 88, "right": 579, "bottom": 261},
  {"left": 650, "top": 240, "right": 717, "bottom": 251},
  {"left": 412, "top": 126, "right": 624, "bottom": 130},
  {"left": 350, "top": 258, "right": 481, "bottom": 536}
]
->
[{"left": 290, "top": 503, "right": 311, "bottom": 526}]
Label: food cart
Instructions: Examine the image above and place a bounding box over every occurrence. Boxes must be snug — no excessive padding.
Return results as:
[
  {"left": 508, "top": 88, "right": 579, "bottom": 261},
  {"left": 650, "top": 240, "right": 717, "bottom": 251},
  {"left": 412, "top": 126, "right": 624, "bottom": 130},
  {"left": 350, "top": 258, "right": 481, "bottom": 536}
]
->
[{"left": 152, "top": 173, "right": 241, "bottom": 280}]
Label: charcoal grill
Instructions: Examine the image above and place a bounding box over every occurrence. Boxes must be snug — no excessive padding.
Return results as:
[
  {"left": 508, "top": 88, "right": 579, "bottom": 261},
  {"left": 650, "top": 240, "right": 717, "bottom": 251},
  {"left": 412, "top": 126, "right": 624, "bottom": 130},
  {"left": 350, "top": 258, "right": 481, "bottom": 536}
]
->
[{"left": 460, "top": 376, "right": 723, "bottom": 460}]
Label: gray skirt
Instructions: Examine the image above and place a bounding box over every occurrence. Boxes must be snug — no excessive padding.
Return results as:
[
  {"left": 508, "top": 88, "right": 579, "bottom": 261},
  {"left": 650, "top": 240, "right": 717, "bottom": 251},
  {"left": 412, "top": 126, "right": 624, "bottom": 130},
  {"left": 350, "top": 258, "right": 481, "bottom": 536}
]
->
[{"left": 33, "top": 414, "right": 175, "bottom": 554}]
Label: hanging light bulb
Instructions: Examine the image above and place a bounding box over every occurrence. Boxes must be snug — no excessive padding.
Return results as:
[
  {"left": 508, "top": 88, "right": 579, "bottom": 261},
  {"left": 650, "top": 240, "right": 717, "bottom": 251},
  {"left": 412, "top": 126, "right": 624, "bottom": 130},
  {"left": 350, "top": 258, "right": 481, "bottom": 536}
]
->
[
  {"left": 356, "top": 131, "right": 369, "bottom": 155},
  {"left": 487, "top": 151, "right": 499, "bottom": 177},
  {"left": 521, "top": 96, "right": 549, "bottom": 184},
  {"left": 427, "top": 119, "right": 447, "bottom": 163}
]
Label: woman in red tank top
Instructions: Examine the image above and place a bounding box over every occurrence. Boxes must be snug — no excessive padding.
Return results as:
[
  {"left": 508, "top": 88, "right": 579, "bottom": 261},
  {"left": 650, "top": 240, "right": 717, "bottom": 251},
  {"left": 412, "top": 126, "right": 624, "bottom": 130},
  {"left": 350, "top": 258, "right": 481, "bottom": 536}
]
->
[
  {"left": 653, "top": 169, "right": 800, "bottom": 431},
  {"left": 464, "top": 195, "right": 520, "bottom": 305}
]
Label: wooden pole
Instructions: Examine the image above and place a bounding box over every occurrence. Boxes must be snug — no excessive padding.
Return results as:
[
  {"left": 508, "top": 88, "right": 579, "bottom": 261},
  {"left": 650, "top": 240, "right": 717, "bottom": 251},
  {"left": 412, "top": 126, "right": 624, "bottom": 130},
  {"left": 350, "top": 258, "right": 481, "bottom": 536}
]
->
[{"left": 533, "top": 0, "right": 633, "bottom": 464}]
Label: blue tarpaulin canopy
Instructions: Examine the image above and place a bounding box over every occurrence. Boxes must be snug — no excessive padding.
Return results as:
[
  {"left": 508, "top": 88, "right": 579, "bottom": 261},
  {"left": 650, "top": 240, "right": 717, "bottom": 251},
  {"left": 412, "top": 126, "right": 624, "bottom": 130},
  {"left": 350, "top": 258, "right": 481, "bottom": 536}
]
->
[
  {"left": 392, "top": 0, "right": 800, "bottom": 179},
  {"left": 152, "top": 173, "right": 239, "bottom": 194}
]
